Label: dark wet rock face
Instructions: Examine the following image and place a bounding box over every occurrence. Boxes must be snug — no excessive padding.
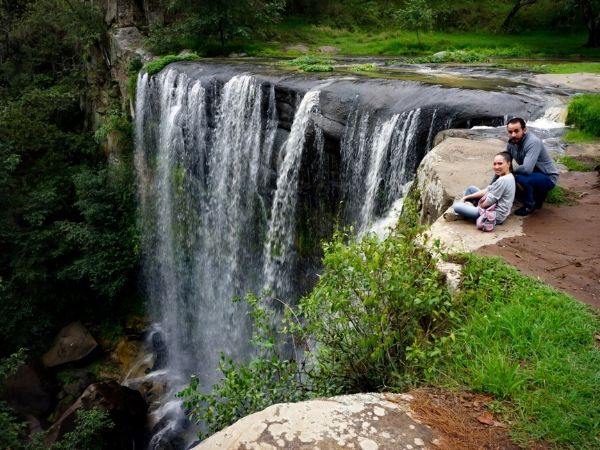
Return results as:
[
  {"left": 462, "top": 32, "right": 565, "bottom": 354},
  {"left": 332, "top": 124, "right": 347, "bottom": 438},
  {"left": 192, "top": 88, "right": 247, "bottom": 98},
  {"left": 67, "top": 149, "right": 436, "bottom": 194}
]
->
[
  {"left": 2, "top": 361, "right": 57, "bottom": 418},
  {"left": 46, "top": 381, "right": 148, "bottom": 449}
]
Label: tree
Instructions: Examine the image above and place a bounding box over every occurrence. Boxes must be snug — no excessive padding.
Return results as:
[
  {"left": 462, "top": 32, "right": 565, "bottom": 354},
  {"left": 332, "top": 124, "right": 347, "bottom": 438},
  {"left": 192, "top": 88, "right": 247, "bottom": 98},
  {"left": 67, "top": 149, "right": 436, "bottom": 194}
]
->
[
  {"left": 501, "top": 0, "right": 537, "bottom": 31},
  {"left": 396, "top": 0, "right": 434, "bottom": 47},
  {"left": 576, "top": 0, "right": 600, "bottom": 47},
  {"left": 167, "top": 0, "right": 286, "bottom": 51}
]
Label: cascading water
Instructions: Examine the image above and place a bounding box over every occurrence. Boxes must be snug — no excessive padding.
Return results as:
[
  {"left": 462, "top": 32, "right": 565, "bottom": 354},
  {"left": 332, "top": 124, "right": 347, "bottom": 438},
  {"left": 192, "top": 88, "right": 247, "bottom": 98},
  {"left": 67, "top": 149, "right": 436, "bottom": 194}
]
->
[
  {"left": 133, "top": 62, "right": 547, "bottom": 448},
  {"left": 263, "top": 90, "right": 321, "bottom": 299}
]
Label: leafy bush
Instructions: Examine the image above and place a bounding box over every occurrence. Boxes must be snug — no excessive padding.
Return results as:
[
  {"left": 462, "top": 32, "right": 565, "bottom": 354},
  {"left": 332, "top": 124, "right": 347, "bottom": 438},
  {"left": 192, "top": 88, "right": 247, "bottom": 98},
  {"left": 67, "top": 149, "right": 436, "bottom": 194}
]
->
[
  {"left": 567, "top": 94, "right": 600, "bottom": 137},
  {"left": 284, "top": 55, "right": 334, "bottom": 72},
  {"left": 94, "top": 108, "right": 132, "bottom": 147},
  {"left": 351, "top": 63, "right": 379, "bottom": 72},
  {"left": 52, "top": 408, "right": 113, "bottom": 450},
  {"left": 407, "top": 49, "right": 490, "bottom": 63},
  {"left": 145, "top": 54, "right": 200, "bottom": 76},
  {"left": 295, "top": 226, "right": 453, "bottom": 394}
]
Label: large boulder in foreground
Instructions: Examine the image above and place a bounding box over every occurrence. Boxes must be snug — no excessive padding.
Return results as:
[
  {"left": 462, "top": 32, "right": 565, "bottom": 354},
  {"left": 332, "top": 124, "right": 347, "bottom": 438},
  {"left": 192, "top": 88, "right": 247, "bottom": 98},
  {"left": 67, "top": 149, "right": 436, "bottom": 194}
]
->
[
  {"left": 42, "top": 322, "right": 98, "bottom": 368},
  {"left": 193, "top": 393, "right": 438, "bottom": 450}
]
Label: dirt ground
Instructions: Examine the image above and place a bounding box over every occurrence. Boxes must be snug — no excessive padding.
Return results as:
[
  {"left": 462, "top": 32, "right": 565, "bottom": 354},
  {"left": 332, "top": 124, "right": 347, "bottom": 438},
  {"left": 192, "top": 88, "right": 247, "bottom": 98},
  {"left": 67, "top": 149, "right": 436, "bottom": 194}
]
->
[{"left": 478, "top": 170, "right": 600, "bottom": 309}]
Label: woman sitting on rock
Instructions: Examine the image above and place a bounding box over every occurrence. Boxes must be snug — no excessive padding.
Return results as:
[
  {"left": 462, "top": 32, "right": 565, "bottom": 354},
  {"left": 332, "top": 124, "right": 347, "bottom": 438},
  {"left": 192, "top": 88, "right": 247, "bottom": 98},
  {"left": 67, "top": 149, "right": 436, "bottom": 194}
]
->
[{"left": 443, "top": 151, "right": 515, "bottom": 231}]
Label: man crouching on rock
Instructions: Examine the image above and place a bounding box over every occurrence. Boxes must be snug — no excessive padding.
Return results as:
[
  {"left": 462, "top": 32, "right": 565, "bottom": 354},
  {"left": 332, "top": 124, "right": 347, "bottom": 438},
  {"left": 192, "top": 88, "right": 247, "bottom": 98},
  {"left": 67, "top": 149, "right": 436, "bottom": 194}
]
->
[{"left": 506, "top": 117, "right": 559, "bottom": 216}]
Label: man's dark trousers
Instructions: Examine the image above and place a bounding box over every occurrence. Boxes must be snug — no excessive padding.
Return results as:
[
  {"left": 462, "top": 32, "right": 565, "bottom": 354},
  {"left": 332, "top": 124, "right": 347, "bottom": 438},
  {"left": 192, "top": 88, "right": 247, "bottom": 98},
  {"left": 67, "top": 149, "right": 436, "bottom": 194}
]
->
[{"left": 515, "top": 172, "right": 555, "bottom": 209}]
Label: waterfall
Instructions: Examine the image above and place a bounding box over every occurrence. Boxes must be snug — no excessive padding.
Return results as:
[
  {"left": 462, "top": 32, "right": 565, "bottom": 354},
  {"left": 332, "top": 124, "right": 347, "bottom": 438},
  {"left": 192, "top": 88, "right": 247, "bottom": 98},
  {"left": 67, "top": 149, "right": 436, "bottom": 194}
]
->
[
  {"left": 133, "top": 64, "right": 484, "bottom": 447},
  {"left": 341, "top": 108, "right": 425, "bottom": 232},
  {"left": 136, "top": 71, "right": 281, "bottom": 389},
  {"left": 263, "top": 90, "right": 320, "bottom": 298}
]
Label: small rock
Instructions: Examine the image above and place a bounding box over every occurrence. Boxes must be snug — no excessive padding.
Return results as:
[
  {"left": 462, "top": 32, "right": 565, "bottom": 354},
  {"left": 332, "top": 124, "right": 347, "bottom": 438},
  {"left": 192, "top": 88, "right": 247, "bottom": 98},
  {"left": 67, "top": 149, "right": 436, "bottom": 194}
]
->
[
  {"left": 42, "top": 322, "right": 98, "bottom": 368},
  {"left": 318, "top": 45, "right": 340, "bottom": 54}
]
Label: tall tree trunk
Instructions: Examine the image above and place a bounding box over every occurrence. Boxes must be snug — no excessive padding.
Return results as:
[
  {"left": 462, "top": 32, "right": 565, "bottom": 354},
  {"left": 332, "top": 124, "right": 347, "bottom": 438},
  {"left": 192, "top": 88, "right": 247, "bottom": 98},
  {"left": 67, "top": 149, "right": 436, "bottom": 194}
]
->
[
  {"left": 581, "top": 0, "right": 600, "bottom": 47},
  {"left": 218, "top": 19, "right": 225, "bottom": 51},
  {"left": 501, "top": 0, "right": 538, "bottom": 31},
  {"left": 585, "top": 22, "right": 600, "bottom": 47}
]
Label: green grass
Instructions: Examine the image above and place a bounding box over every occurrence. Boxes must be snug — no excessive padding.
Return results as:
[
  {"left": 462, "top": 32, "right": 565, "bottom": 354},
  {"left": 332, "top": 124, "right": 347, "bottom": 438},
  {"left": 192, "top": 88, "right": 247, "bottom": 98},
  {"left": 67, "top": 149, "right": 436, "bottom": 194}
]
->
[
  {"left": 282, "top": 55, "right": 334, "bottom": 72},
  {"left": 351, "top": 63, "right": 379, "bottom": 72},
  {"left": 540, "top": 62, "right": 600, "bottom": 74},
  {"left": 567, "top": 94, "right": 600, "bottom": 137},
  {"left": 431, "top": 256, "right": 600, "bottom": 448},
  {"left": 563, "top": 129, "right": 600, "bottom": 144},
  {"left": 245, "top": 22, "right": 600, "bottom": 59},
  {"left": 145, "top": 53, "right": 200, "bottom": 76},
  {"left": 545, "top": 185, "right": 577, "bottom": 205},
  {"left": 559, "top": 155, "right": 599, "bottom": 172}
]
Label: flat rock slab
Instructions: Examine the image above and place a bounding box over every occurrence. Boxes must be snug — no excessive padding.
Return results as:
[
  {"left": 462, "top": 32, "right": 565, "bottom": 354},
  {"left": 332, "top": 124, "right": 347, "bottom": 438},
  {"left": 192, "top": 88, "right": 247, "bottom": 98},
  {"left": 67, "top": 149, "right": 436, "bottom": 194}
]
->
[
  {"left": 429, "top": 215, "right": 524, "bottom": 254},
  {"left": 193, "top": 393, "right": 439, "bottom": 450},
  {"left": 532, "top": 73, "right": 600, "bottom": 92}
]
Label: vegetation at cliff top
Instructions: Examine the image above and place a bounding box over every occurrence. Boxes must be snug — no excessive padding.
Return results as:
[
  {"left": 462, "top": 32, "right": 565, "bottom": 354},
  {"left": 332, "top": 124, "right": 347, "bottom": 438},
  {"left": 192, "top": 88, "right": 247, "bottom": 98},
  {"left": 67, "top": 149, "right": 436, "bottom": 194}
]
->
[
  {"left": 430, "top": 255, "right": 600, "bottom": 448},
  {"left": 181, "top": 223, "right": 600, "bottom": 448},
  {"left": 144, "top": 53, "right": 201, "bottom": 76},
  {"left": 147, "top": 0, "right": 600, "bottom": 60}
]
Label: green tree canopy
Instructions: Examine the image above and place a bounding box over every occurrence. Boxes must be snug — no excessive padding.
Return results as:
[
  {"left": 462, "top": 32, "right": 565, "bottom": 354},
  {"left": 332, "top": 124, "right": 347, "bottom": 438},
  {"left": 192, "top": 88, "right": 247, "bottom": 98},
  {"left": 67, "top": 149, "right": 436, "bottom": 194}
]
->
[
  {"left": 167, "top": 0, "right": 286, "bottom": 50},
  {"left": 396, "top": 0, "right": 434, "bottom": 46}
]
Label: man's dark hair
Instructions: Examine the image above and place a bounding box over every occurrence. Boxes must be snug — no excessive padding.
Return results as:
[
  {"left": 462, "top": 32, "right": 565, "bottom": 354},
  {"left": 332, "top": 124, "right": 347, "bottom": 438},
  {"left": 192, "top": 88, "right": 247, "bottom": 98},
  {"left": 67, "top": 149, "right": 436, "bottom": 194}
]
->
[{"left": 507, "top": 117, "right": 526, "bottom": 129}]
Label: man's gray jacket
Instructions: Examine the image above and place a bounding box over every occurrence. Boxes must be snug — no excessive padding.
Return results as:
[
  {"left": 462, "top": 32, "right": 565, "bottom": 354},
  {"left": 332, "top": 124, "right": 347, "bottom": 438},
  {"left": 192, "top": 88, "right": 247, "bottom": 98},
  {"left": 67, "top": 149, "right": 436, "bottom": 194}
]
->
[{"left": 506, "top": 131, "right": 559, "bottom": 184}]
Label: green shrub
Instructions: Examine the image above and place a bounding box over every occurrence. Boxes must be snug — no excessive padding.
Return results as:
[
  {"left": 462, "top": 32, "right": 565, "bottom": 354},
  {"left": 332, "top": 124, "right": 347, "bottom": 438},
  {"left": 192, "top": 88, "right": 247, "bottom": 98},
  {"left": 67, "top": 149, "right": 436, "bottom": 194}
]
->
[
  {"left": 295, "top": 226, "right": 453, "bottom": 394},
  {"left": 407, "top": 49, "right": 490, "bottom": 63},
  {"left": 94, "top": 108, "right": 132, "bottom": 147},
  {"left": 127, "top": 57, "right": 143, "bottom": 75},
  {"left": 566, "top": 94, "right": 600, "bottom": 137},
  {"left": 351, "top": 63, "right": 379, "bottom": 72},
  {"left": 145, "top": 54, "right": 200, "bottom": 77},
  {"left": 283, "top": 55, "right": 334, "bottom": 72}
]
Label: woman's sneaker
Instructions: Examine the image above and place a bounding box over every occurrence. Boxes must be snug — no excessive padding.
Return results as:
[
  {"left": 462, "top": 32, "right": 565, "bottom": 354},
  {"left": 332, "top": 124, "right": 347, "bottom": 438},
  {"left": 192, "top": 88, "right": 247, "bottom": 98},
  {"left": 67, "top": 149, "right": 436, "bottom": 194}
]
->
[{"left": 443, "top": 211, "right": 461, "bottom": 221}]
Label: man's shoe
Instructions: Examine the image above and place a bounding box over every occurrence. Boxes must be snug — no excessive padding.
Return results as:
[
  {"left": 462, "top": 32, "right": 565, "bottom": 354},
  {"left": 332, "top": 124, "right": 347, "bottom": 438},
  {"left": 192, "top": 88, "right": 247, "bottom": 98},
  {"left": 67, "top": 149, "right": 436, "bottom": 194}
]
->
[
  {"left": 443, "top": 211, "right": 461, "bottom": 221},
  {"left": 514, "top": 206, "right": 535, "bottom": 216}
]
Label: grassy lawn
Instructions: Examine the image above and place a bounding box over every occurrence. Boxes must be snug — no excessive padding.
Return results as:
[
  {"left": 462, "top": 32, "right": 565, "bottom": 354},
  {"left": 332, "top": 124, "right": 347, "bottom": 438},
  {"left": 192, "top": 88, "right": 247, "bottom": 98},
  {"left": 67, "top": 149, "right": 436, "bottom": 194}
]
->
[
  {"left": 246, "top": 23, "right": 600, "bottom": 61},
  {"left": 431, "top": 255, "right": 600, "bottom": 449}
]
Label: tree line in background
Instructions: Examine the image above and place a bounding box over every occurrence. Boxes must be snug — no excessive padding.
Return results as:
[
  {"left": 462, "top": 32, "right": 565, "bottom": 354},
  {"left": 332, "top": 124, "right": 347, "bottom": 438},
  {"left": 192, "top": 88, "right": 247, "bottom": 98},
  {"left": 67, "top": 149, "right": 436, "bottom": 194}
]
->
[{"left": 146, "top": 0, "right": 600, "bottom": 54}]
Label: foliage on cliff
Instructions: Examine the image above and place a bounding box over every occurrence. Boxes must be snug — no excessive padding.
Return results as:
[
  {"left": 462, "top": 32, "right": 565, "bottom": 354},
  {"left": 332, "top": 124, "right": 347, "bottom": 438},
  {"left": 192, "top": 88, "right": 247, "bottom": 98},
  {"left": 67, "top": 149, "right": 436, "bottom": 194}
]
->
[
  {"left": 181, "top": 226, "right": 600, "bottom": 448},
  {"left": 180, "top": 222, "right": 456, "bottom": 436},
  {"left": 0, "top": 0, "right": 139, "bottom": 356}
]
